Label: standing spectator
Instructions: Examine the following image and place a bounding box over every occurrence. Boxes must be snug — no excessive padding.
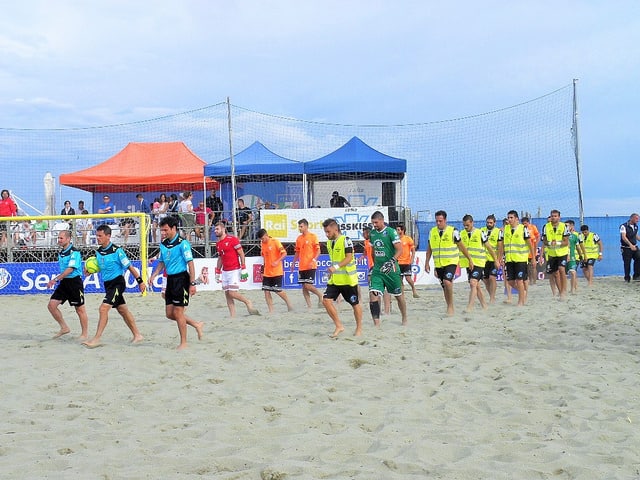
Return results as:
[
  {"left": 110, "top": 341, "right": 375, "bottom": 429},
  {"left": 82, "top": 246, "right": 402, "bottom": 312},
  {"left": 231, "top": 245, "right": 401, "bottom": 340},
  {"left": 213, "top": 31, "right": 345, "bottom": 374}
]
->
[
  {"left": 257, "top": 229, "right": 293, "bottom": 313},
  {"left": 46, "top": 229, "right": 89, "bottom": 340},
  {"left": 96, "top": 194, "right": 115, "bottom": 225},
  {"left": 77, "top": 200, "right": 85, "bottom": 213},
  {"left": 0, "top": 189, "right": 18, "bottom": 247},
  {"left": 395, "top": 224, "right": 419, "bottom": 298},
  {"left": 60, "top": 200, "right": 75, "bottom": 216},
  {"left": 178, "top": 191, "right": 195, "bottom": 240},
  {"left": 76, "top": 210, "right": 93, "bottom": 245},
  {"left": 330, "top": 191, "right": 351, "bottom": 208},
  {"left": 135, "top": 193, "right": 151, "bottom": 242},
  {"left": 152, "top": 193, "right": 169, "bottom": 243},
  {"left": 193, "top": 200, "right": 213, "bottom": 242},
  {"left": 206, "top": 190, "right": 224, "bottom": 225},
  {"left": 167, "top": 193, "right": 180, "bottom": 215},
  {"left": 148, "top": 215, "right": 204, "bottom": 350},
  {"left": 82, "top": 224, "right": 145, "bottom": 348},
  {"left": 619, "top": 213, "right": 640, "bottom": 282},
  {"left": 580, "top": 224, "right": 603, "bottom": 286},
  {"left": 291, "top": 218, "right": 323, "bottom": 308}
]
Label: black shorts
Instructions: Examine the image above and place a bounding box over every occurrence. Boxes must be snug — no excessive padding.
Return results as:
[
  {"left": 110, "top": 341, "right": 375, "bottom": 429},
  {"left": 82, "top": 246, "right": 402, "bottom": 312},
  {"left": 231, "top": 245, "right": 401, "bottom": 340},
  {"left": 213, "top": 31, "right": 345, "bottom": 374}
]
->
[
  {"left": 262, "top": 275, "right": 283, "bottom": 292},
  {"left": 165, "top": 271, "right": 191, "bottom": 307},
  {"left": 297, "top": 269, "right": 316, "bottom": 284},
  {"left": 581, "top": 258, "right": 596, "bottom": 267},
  {"left": 398, "top": 264, "right": 413, "bottom": 276},
  {"left": 50, "top": 276, "right": 85, "bottom": 307},
  {"left": 103, "top": 276, "right": 127, "bottom": 307},
  {"left": 466, "top": 266, "right": 484, "bottom": 282},
  {"left": 435, "top": 264, "right": 457, "bottom": 285},
  {"left": 505, "top": 262, "right": 528, "bottom": 281},
  {"left": 483, "top": 261, "right": 498, "bottom": 279},
  {"left": 546, "top": 256, "right": 567, "bottom": 274},
  {"left": 323, "top": 284, "right": 359, "bottom": 306}
]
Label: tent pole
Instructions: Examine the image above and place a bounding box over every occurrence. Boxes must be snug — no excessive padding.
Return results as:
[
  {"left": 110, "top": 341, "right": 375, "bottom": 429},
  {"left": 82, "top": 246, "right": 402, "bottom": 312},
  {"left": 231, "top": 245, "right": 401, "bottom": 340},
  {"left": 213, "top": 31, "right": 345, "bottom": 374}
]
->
[
  {"left": 302, "top": 173, "right": 307, "bottom": 209},
  {"left": 227, "top": 97, "right": 238, "bottom": 237}
]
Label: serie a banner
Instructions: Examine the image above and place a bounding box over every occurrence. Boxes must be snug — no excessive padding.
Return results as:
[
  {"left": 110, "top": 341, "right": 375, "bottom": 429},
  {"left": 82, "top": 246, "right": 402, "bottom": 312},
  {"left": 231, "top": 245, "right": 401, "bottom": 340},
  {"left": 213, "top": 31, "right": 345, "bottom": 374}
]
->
[{"left": 0, "top": 253, "right": 461, "bottom": 295}]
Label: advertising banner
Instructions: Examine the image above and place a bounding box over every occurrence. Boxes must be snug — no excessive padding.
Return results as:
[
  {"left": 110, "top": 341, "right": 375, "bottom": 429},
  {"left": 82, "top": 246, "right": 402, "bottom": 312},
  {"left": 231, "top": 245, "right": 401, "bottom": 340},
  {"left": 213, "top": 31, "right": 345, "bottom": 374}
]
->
[{"left": 260, "top": 206, "right": 388, "bottom": 242}]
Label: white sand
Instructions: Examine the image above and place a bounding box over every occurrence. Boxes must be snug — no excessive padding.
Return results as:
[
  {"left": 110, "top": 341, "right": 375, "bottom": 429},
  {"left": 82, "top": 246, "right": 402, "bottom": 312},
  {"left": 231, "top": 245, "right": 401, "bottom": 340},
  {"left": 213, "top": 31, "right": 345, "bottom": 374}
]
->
[{"left": 1, "top": 278, "right": 639, "bottom": 479}]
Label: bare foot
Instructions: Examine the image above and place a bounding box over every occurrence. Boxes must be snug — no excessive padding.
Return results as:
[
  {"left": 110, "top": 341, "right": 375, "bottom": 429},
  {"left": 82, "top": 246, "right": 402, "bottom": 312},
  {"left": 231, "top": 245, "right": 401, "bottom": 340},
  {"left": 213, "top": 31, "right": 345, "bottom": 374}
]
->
[
  {"left": 82, "top": 339, "right": 102, "bottom": 349},
  {"left": 78, "top": 335, "right": 88, "bottom": 342},
  {"left": 176, "top": 343, "right": 188, "bottom": 350},
  {"left": 194, "top": 322, "right": 204, "bottom": 340},
  {"left": 354, "top": 328, "right": 363, "bottom": 336},
  {"left": 412, "top": 292, "right": 420, "bottom": 298},
  {"left": 248, "top": 308, "right": 261, "bottom": 316},
  {"left": 330, "top": 326, "right": 345, "bottom": 338},
  {"left": 131, "top": 335, "right": 144, "bottom": 344},
  {"left": 53, "top": 328, "right": 71, "bottom": 339}
]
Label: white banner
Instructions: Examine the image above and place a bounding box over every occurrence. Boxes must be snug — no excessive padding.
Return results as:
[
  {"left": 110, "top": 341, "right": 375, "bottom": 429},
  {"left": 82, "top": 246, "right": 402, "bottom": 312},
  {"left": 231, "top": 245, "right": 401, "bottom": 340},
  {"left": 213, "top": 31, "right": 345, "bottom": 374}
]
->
[
  {"left": 259, "top": 206, "right": 389, "bottom": 242},
  {"left": 188, "top": 250, "right": 469, "bottom": 292}
]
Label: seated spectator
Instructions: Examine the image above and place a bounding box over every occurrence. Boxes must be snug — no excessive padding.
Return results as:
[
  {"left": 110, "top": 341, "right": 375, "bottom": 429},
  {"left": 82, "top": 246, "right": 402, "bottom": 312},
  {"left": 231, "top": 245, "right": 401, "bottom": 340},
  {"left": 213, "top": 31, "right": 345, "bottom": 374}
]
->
[
  {"left": 236, "top": 198, "right": 253, "bottom": 240},
  {"left": 330, "top": 191, "right": 351, "bottom": 208}
]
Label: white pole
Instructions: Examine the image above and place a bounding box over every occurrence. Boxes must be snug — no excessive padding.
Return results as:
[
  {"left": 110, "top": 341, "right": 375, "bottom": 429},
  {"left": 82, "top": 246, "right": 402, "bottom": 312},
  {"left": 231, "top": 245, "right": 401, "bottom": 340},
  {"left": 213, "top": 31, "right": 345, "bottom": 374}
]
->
[
  {"left": 572, "top": 79, "right": 585, "bottom": 223},
  {"left": 227, "top": 97, "right": 238, "bottom": 237}
]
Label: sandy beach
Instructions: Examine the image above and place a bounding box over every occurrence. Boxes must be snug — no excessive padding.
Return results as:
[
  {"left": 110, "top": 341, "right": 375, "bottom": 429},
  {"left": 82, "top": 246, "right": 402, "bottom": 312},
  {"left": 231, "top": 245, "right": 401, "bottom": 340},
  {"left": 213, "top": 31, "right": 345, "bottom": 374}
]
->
[{"left": 1, "top": 277, "right": 639, "bottom": 479}]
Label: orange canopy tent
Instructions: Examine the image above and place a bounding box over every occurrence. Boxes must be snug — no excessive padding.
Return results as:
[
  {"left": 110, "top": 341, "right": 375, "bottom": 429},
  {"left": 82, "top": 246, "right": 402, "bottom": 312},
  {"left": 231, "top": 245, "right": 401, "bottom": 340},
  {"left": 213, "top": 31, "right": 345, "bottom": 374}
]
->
[{"left": 59, "top": 142, "right": 216, "bottom": 193}]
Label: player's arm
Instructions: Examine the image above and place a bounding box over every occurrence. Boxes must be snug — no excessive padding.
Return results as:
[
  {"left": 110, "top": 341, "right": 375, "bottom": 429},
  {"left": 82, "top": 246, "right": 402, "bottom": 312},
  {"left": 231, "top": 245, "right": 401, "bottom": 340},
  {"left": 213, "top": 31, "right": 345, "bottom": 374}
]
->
[
  {"left": 48, "top": 266, "right": 74, "bottom": 288},
  {"left": 128, "top": 264, "right": 146, "bottom": 292},
  {"left": 187, "top": 259, "right": 197, "bottom": 293},
  {"left": 456, "top": 239, "right": 474, "bottom": 269},
  {"left": 148, "top": 260, "right": 166, "bottom": 285},
  {"left": 424, "top": 242, "right": 432, "bottom": 273}
]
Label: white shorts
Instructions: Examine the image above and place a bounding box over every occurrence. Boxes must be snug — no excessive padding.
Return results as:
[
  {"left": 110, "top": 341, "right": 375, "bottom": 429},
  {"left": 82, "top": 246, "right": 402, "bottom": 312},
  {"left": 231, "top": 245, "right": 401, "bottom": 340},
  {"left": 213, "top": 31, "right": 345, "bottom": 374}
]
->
[{"left": 222, "top": 269, "right": 241, "bottom": 291}]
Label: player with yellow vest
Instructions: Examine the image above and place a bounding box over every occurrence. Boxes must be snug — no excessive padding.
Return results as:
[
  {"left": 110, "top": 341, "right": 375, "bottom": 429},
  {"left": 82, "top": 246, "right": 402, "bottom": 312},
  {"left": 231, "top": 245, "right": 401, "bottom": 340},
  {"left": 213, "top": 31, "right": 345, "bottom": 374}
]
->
[
  {"left": 579, "top": 224, "right": 603, "bottom": 286},
  {"left": 498, "top": 210, "right": 536, "bottom": 306},
  {"left": 321, "top": 218, "right": 363, "bottom": 338},
  {"left": 461, "top": 214, "right": 498, "bottom": 312},
  {"left": 424, "top": 210, "right": 473, "bottom": 316},
  {"left": 541, "top": 209, "right": 570, "bottom": 299},
  {"left": 480, "top": 214, "right": 503, "bottom": 303}
]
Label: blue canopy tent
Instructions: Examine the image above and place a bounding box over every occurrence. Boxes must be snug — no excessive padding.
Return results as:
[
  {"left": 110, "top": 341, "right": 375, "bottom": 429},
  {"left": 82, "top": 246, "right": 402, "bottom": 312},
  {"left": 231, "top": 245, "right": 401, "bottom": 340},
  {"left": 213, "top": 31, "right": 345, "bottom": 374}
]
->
[
  {"left": 304, "top": 136, "right": 407, "bottom": 209},
  {"left": 304, "top": 136, "right": 406, "bottom": 179},
  {"left": 204, "top": 141, "right": 306, "bottom": 210}
]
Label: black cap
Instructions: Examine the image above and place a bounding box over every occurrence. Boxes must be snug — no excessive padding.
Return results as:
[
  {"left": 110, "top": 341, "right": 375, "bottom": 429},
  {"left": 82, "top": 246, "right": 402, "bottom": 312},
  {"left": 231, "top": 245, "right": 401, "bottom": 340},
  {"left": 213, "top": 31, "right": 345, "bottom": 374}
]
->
[{"left": 332, "top": 191, "right": 339, "bottom": 196}]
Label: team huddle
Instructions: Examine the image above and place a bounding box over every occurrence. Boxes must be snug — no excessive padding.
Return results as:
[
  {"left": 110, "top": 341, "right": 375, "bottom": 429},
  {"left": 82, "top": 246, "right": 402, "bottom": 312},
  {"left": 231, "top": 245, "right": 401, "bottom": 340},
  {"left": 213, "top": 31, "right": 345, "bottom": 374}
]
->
[{"left": 46, "top": 208, "right": 605, "bottom": 347}]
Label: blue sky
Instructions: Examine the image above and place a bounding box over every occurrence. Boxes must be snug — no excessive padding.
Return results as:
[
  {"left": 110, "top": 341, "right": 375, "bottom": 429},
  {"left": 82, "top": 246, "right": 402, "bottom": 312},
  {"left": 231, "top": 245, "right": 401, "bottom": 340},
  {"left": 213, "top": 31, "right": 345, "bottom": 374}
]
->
[{"left": 1, "top": 1, "right": 639, "bottom": 216}]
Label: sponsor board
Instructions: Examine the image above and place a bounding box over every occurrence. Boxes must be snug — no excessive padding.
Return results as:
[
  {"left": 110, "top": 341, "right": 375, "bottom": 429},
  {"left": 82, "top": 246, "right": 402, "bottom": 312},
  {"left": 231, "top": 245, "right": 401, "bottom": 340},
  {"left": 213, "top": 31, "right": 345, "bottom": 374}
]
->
[{"left": 260, "top": 207, "right": 388, "bottom": 242}]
